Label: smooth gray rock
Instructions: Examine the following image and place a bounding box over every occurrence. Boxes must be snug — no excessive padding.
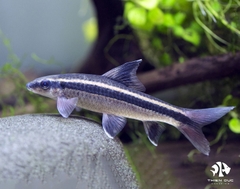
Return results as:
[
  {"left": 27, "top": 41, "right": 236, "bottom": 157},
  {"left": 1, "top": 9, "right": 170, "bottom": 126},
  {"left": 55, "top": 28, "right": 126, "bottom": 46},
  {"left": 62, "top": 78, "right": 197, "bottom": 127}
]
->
[{"left": 0, "top": 114, "right": 138, "bottom": 189}]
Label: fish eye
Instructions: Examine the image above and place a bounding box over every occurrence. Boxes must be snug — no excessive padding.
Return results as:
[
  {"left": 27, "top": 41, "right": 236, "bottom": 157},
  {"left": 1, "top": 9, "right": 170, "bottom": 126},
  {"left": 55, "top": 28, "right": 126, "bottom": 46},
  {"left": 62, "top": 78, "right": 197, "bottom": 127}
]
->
[{"left": 40, "top": 80, "right": 50, "bottom": 90}]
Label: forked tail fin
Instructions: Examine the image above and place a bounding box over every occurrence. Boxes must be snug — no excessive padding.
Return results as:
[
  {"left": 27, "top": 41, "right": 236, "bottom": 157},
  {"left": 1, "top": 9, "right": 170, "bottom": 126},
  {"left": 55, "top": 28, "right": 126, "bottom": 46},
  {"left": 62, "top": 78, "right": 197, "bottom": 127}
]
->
[{"left": 178, "top": 106, "right": 234, "bottom": 156}]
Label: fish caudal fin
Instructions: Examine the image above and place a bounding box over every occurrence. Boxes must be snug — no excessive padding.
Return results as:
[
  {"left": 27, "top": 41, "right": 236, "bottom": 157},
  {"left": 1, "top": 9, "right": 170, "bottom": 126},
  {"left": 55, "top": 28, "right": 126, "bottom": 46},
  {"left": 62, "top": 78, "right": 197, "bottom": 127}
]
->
[
  {"left": 185, "top": 106, "right": 235, "bottom": 127},
  {"left": 178, "top": 124, "right": 210, "bottom": 155},
  {"left": 179, "top": 106, "right": 234, "bottom": 155}
]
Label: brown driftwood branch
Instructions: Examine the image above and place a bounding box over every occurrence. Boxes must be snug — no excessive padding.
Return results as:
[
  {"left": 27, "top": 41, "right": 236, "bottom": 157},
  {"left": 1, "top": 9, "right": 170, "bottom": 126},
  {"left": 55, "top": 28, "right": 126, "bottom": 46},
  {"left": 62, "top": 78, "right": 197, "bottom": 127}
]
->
[{"left": 138, "top": 52, "right": 240, "bottom": 93}]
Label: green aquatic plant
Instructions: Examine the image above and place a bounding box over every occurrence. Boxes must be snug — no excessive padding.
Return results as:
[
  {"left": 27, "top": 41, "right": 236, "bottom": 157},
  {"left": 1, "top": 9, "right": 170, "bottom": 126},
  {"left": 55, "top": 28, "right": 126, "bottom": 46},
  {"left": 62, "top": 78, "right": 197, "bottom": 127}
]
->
[
  {"left": 123, "top": 0, "right": 240, "bottom": 145},
  {"left": 123, "top": 0, "right": 240, "bottom": 65},
  {"left": 222, "top": 94, "right": 240, "bottom": 134},
  {"left": 193, "top": 0, "right": 240, "bottom": 53},
  {"left": 0, "top": 30, "right": 51, "bottom": 117}
]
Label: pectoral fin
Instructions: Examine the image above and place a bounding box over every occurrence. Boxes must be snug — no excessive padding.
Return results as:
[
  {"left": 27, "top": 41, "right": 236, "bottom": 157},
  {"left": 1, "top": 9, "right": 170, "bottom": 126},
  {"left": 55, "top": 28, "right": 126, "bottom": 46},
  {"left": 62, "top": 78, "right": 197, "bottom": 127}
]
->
[
  {"left": 57, "top": 97, "right": 78, "bottom": 118},
  {"left": 102, "top": 114, "right": 127, "bottom": 138},
  {"left": 143, "top": 121, "right": 166, "bottom": 146}
]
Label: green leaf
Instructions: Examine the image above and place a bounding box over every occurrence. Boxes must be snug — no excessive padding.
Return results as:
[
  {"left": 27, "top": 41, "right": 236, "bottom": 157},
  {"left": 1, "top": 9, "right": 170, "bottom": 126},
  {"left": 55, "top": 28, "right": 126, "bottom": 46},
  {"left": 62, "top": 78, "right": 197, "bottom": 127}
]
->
[
  {"left": 182, "top": 28, "right": 200, "bottom": 46},
  {"left": 127, "top": 7, "right": 147, "bottom": 27},
  {"left": 137, "top": 0, "right": 159, "bottom": 10},
  {"left": 231, "top": 21, "right": 237, "bottom": 28},
  {"left": 179, "top": 57, "right": 185, "bottom": 63},
  {"left": 229, "top": 118, "right": 240, "bottom": 134},
  {"left": 162, "top": 13, "right": 175, "bottom": 27},
  {"left": 1, "top": 63, "right": 13, "bottom": 74},
  {"left": 124, "top": 2, "right": 135, "bottom": 17},
  {"left": 152, "top": 38, "right": 163, "bottom": 49},
  {"left": 148, "top": 7, "right": 164, "bottom": 24},
  {"left": 160, "top": 0, "right": 176, "bottom": 8},
  {"left": 190, "top": 22, "right": 203, "bottom": 33},
  {"left": 223, "top": 94, "right": 232, "bottom": 105},
  {"left": 174, "top": 12, "right": 186, "bottom": 25},
  {"left": 82, "top": 17, "right": 97, "bottom": 42},
  {"left": 173, "top": 25, "right": 184, "bottom": 37},
  {"left": 160, "top": 52, "right": 172, "bottom": 65},
  {"left": 210, "top": 1, "right": 222, "bottom": 12},
  {"left": 3, "top": 38, "right": 11, "bottom": 48},
  {"left": 222, "top": 94, "right": 239, "bottom": 107}
]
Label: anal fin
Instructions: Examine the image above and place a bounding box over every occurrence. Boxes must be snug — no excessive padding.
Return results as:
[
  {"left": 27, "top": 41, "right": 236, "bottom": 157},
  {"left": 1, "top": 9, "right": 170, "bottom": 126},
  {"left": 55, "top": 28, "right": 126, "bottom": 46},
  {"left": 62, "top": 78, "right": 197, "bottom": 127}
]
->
[
  {"left": 143, "top": 121, "right": 165, "bottom": 146},
  {"left": 102, "top": 114, "right": 127, "bottom": 138}
]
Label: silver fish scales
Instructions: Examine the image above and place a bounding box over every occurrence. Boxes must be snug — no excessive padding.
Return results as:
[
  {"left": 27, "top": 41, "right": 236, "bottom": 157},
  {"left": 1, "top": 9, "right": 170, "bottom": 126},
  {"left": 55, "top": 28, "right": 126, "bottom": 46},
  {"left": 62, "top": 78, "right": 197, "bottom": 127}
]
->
[{"left": 26, "top": 59, "right": 234, "bottom": 155}]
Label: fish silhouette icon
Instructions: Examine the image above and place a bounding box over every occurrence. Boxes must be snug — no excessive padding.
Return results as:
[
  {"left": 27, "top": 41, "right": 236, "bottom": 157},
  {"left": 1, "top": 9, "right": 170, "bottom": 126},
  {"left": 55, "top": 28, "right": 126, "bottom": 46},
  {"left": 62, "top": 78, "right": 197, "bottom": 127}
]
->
[{"left": 211, "top": 162, "right": 231, "bottom": 177}]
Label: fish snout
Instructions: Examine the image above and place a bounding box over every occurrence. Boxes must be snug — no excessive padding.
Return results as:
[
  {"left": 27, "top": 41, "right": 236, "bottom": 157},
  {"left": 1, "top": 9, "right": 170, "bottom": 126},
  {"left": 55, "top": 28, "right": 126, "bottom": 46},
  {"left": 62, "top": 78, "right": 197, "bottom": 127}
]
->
[{"left": 26, "top": 82, "right": 34, "bottom": 92}]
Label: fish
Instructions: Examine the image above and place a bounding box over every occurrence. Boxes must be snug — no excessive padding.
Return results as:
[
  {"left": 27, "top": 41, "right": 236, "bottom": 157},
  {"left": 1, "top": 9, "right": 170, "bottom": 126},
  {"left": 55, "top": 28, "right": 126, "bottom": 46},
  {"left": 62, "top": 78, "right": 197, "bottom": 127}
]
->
[{"left": 26, "top": 59, "right": 234, "bottom": 155}]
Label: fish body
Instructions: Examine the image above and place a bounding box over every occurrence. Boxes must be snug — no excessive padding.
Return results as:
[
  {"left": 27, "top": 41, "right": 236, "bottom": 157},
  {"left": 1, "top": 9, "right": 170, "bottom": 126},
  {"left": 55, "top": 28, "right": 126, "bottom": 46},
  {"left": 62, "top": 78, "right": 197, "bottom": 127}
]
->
[{"left": 26, "top": 59, "right": 234, "bottom": 155}]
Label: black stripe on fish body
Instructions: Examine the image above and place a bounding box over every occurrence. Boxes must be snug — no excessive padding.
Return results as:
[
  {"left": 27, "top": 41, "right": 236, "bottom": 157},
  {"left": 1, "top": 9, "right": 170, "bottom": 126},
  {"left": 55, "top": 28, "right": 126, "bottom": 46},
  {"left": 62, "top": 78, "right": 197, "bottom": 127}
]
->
[
  {"left": 26, "top": 60, "right": 234, "bottom": 156},
  {"left": 59, "top": 80, "right": 195, "bottom": 126}
]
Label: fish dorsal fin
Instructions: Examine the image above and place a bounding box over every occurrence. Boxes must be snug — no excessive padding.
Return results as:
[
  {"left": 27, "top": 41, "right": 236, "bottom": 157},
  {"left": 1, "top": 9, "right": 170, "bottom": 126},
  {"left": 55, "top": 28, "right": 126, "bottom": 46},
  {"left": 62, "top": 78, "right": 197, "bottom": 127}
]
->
[
  {"left": 102, "top": 59, "right": 146, "bottom": 92},
  {"left": 102, "top": 113, "right": 127, "bottom": 138},
  {"left": 143, "top": 121, "right": 166, "bottom": 146},
  {"left": 57, "top": 97, "right": 78, "bottom": 118}
]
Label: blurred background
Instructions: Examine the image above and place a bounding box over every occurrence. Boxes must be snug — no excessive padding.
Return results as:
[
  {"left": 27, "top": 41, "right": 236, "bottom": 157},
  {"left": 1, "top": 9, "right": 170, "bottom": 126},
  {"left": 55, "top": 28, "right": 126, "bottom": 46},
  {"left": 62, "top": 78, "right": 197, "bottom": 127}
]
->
[
  {"left": 0, "top": 0, "right": 93, "bottom": 73},
  {"left": 0, "top": 0, "right": 240, "bottom": 188}
]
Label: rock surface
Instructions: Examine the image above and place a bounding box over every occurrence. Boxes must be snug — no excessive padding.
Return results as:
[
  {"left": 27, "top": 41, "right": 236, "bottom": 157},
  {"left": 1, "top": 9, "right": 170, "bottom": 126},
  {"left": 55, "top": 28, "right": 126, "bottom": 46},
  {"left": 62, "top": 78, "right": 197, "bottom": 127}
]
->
[{"left": 0, "top": 114, "right": 138, "bottom": 189}]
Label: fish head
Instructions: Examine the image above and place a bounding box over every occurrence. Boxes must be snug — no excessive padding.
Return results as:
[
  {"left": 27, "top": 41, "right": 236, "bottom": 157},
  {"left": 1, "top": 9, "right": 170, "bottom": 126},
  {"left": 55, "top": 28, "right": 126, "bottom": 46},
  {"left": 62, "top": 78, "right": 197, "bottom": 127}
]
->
[{"left": 26, "top": 75, "right": 61, "bottom": 99}]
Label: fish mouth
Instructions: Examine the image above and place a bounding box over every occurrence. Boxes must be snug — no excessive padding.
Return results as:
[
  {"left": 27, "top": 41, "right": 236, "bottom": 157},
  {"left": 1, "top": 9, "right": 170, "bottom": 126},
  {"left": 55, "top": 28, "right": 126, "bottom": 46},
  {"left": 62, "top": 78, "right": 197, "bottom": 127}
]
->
[{"left": 26, "top": 82, "right": 33, "bottom": 92}]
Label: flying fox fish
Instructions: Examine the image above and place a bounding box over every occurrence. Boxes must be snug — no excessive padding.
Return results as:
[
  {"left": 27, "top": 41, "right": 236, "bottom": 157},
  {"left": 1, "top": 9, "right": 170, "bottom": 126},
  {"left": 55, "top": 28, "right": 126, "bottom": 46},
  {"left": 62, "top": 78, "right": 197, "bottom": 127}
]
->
[{"left": 26, "top": 59, "right": 234, "bottom": 155}]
